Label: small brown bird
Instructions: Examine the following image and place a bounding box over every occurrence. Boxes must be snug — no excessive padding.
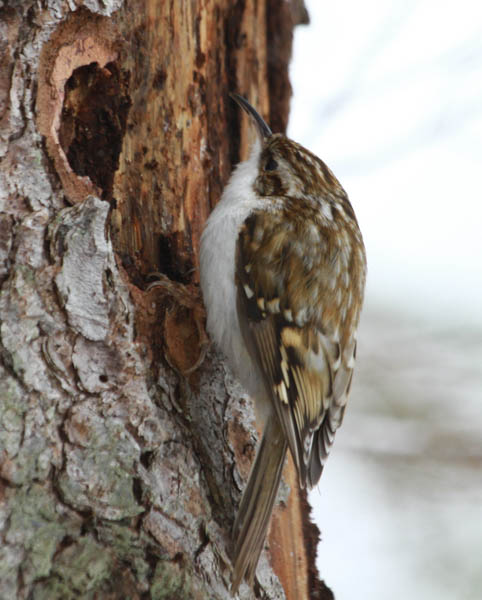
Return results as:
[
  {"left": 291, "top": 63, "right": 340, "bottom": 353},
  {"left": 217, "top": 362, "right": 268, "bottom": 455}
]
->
[{"left": 200, "top": 94, "right": 366, "bottom": 592}]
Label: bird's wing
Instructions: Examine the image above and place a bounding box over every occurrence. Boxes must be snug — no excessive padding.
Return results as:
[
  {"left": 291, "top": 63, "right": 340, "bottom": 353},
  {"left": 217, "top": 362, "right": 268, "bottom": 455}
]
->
[{"left": 236, "top": 207, "right": 358, "bottom": 488}]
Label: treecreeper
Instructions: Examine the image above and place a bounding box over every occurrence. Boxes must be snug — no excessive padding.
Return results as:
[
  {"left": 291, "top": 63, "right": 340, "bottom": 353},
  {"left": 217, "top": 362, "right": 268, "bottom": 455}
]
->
[{"left": 200, "top": 94, "right": 367, "bottom": 593}]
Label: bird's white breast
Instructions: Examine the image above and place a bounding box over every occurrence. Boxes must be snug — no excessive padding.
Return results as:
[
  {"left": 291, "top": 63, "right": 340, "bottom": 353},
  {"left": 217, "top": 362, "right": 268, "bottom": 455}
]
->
[{"left": 200, "top": 141, "right": 268, "bottom": 406}]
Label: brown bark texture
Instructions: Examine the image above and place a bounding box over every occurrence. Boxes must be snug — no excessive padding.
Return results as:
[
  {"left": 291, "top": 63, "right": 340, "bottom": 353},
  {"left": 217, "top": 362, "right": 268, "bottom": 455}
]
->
[{"left": 0, "top": 0, "right": 333, "bottom": 598}]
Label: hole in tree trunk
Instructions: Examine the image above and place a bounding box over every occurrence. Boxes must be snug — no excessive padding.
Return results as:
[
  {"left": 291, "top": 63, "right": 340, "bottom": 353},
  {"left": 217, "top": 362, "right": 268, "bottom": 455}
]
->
[{"left": 58, "top": 61, "right": 131, "bottom": 200}]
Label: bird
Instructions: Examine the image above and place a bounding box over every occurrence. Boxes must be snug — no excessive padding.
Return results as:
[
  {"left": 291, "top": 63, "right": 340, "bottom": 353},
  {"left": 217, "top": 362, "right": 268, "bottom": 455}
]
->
[{"left": 199, "top": 93, "right": 366, "bottom": 593}]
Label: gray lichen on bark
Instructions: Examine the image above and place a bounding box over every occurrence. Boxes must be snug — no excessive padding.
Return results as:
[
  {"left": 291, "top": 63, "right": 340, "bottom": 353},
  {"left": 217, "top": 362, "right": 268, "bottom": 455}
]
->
[{"left": 0, "top": 189, "right": 250, "bottom": 598}]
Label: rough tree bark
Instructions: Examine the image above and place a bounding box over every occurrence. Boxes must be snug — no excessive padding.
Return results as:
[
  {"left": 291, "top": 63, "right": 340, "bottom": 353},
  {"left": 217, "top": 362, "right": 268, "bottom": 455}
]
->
[{"left": 0, "top": 1, "right": 334, "bottom": 598}]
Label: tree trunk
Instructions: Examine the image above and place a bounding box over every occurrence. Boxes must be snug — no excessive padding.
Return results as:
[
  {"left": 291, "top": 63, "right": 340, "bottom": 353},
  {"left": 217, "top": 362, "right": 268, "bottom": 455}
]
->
[{"left": 0, "top": 1, "right": 333, "bottom": 598}]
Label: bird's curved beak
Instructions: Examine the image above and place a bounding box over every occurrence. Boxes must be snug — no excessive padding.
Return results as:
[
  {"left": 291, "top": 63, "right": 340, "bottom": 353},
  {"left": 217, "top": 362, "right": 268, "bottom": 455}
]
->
[{"left": 230, "top": 93, "right": 272, "bottom": 139}]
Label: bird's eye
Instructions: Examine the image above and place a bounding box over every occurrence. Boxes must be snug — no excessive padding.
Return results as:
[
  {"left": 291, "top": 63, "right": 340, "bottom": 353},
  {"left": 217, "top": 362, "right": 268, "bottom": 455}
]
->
[{"left": 265, "top": 156, "right": 278, "bottom": 171}]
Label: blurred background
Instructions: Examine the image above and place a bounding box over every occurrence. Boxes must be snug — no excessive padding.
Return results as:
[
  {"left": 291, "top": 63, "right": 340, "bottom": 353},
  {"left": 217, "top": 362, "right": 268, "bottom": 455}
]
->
[{"left": 288, "top": 1, "right": 482, "bottom": 598}]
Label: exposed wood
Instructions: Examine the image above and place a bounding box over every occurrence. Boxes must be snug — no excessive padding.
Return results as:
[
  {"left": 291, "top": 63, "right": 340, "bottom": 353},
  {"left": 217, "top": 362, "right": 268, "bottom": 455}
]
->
[{"left": 270, "top": 455, "right": 335, "bottom": 600}]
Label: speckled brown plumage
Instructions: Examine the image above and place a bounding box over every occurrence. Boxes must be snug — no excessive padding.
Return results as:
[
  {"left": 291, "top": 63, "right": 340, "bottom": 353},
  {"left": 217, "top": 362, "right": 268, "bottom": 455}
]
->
[{"left": 235, "top": 133, "right": 366, "bottom": 491}]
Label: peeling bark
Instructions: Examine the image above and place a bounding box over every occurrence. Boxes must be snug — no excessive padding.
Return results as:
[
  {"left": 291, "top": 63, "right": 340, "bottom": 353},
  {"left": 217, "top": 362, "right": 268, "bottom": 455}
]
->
[{"left": 0, "top": 1, "right": 333, "bottom": 599}]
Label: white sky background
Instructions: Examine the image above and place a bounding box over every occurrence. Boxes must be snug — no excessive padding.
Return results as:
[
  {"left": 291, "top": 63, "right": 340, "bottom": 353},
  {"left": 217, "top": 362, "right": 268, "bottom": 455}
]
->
[
  {"left": 289, "top": 0, "right": 482, "bottom": 330},
  {"left": 288, "top": 2, "right": 482, "bottom": 599}
]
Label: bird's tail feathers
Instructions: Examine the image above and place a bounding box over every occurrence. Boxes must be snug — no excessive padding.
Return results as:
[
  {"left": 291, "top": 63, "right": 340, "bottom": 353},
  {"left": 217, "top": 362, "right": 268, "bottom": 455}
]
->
[{"left": 231, "top": 417, "right": 287, "bottom": 593}]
